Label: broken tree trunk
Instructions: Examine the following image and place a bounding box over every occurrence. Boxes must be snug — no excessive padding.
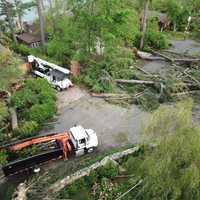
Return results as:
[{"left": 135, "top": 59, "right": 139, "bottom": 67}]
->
[
  {"left": 47, "top": 146, "right": 140, "bottom": 196},
  {"left": 136, "top": 50, "right": 165, "bottom": 61},
  {"left": 135, "top": 66, "right": 153, "bottom": 76},
  {"left": 150, "top": 49, "right": 174, "bottom": 62},
  {"left": 9, "top": 107, "right": 18, "bottom": 130},
  {"left": 174, "top": 58, "right": 200, "bottom": 63},
  {"left": 12, "top": 183, "right": 27, "bottom": 200},
  {"left": 184, "top": 71, "right": 200, "bottom": 86},
  {"left": 91, "top": 93, "right": 131, "bottom": 98},
  {"left": 115, "top": 79, "right": 155, "bottom": 85},
  {"left": 163, "top": 50, "right": 197, "bottom": 59}
]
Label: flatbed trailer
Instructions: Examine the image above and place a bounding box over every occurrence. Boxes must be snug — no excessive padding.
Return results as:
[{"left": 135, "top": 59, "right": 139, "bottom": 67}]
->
[{"left": 0, "top": 125, "right": 98, "bottom": 176}]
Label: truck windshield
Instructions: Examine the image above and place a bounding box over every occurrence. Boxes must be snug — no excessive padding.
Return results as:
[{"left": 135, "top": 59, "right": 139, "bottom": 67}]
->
[{"left": 79, "top": 138, "right": 86, "bottom": 144}]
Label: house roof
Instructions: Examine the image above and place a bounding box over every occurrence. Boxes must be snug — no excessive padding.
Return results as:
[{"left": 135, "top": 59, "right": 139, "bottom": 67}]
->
[{"left": 16, "top": 33, "right": 41, "bottom": 44}]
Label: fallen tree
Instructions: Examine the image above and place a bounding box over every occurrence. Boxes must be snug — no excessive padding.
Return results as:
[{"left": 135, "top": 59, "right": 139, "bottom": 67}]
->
[
  {"left": 46, "top": 146, "right": 140, "bottom": 196},
  {"left": 91, "top": 93, "right": 131, "bottom": 98},
  {"left": 135, "top": 50, "right": 165, "bottom": 61},
  {"left": 115, "top": 79, "right": 155, "bottom": 85},
  {"left": 9, "top": 107, "right": 18, "bottom": 130}
]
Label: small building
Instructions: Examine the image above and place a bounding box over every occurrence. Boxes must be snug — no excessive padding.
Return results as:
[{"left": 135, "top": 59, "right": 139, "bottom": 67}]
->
[{"left": 16, "top": 32, "right": 42, "bottom": 48}]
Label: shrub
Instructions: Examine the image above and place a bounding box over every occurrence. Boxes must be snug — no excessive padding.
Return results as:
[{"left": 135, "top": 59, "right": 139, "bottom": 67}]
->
[
  {"left": 97, "top": 161, "right": 119, "bottom": 179},
  {"left": 84, "top": 171, "right": 98, "bottom": 187},
  {"left": 0, "top": 102, "right": 9, "bottom": 125},
  {"left": 11, "top": 44, "right": 30, "bottom": 56},
  {"left": 0, "top": 51, "right": 21, "bottom": 91},
  {"left": 29, "top": 102, "right": 56, "bottom": 125},
  {"left": 14, "top": 121, "right": 39, "bottom": 139},
  {"left": 135, "top": 30, "right": 169, "bottom": 49},
  {"left": 11, "top": 79, "right": 56, "bottom": 137},
  {"left": 0, "top": 50, "right": 12, "bottom": 66},
  {"left": 0, "top": 150, "right": 8, "bottom": 165}
]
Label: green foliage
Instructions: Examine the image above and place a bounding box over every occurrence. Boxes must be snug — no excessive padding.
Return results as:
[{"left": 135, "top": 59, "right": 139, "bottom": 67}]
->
[
  {"left": 137, "top": 89, "right": 160, "bottom": 111},
  {"left": 11, "top": 78, "right": 56, "bottom": 111},
  {"left": 135, "top": 100, "right": 200, "bottom": 199},
  {"left": 11, "top": 43, "right": 30, "bottom": 56},
  {"left": 0, "top": 102, "right": 9, "bottom": 141},
  {"left": 84, "top": 171, "right": 98, "bottom": 187},
  {"left": 0, "top": 50, "right": 21, "bottom": 91},
  {"left": 0, "top": 102, "right": 9, "bottom": 125},
  {"left": 97, "top": 161, "right": 119, "bottom": 179},
  {"left": 14, "top": 121, "right": 39, "bottom": 139},
  {"left": 143, "top": 99, "right": 193, "bottom": 141},
  {"left": 0, "top": 149, "right": 8, "bottom": 165},
  {"left": 0, "top": 49, "right": 12, "bottom": 66},
  {"left": 29, "top": 102, "right": 56, "bottom": 124},
  {"left": 11, "top": 79, "right": 56, "bottom": 138},
  {"left": 16, "top": 145, "right": 40, "bottom": 159},
  {"left": 82, "top": 47, "right": 135, "bottom": 93},
  {"left": 135, "top": 30, "right": 169, "bottom": 49},
  {"left": 46, "top": 0, "right": 139, "bottom": 65}
]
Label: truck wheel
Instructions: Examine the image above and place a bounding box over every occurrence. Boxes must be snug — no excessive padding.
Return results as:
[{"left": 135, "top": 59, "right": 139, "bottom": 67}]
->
[
  {"left": 87, "top": 148, "right": 94, "bottom": 153},
  {"left": 56, "top": 86, "right": 62, "bottom": 91}
]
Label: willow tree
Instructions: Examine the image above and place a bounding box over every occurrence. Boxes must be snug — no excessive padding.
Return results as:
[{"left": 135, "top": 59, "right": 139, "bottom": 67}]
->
[{"left": 136, "top": 100, "right": 200, "bottom": 199}]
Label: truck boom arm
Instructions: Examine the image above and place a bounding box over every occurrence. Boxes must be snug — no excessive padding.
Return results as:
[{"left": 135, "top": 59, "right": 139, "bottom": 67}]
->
[{"left": 9, "top": 133, "right": 72, "bottom": 160}]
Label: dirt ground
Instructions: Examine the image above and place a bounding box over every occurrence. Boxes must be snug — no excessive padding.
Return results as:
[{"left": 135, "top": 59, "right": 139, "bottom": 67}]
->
[{"left": 44, "top": 87, "right": 149, "bottom": 151}]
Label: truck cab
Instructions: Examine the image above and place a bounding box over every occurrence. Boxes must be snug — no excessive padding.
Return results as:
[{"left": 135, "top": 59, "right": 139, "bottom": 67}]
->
[{"left": 69, "top": 125, "right": 98, "bottom": 155}]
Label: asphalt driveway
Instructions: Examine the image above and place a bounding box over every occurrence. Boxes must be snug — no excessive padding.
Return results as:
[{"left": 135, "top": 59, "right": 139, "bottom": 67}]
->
[{"left": 45, "top": 87, "right": 149, "bottom": 151}]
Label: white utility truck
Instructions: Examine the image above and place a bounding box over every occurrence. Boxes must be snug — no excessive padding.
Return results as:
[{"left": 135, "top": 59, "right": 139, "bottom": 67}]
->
[{"left": 28, "top": 55, "right": 73, "bottom": 91}]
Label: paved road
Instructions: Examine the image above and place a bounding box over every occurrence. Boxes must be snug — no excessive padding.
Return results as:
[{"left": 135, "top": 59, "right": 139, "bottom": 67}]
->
[{"left": 43, "top": 87, "right": 149, "bottom": 151}]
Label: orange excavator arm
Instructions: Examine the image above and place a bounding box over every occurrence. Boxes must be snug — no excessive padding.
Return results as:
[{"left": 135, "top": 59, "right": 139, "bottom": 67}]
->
[{"left": 10, "top": 132, "right": 72, "bottom": 160}]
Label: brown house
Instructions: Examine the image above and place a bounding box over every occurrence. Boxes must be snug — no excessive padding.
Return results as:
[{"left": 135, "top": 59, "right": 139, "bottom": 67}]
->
[{"left": 16, "top": 32, "right": 42, "bottom": 48}]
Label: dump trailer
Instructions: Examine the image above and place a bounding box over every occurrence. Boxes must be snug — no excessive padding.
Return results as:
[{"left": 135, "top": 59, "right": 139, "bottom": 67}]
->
[{"left": 1, "top": 126, "right": 98, "bottom": 176}]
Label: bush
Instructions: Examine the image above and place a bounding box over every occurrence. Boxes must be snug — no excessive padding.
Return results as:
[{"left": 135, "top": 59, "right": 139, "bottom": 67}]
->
[
  {"left": 29, "top": 102, "right": 56, "bottom": 125},
  {"left": 0, "top": 150, "right": 8, "bottom": 165},
  {"left": 11, "top": 44, "right": 30, "bottom": 56},
  {"left": 97, "top": 161, "right": 119, "bottom": 179},
  {"left": 0, "top": 102, "right": 9, "bottom": 126},
  {"left": 0, "top": 50, "right": 12, "bottom": 66},
  {"left": 135, "top": 30, "right": 169, "bottom": 49},
  {"left": 14, "top": 121, "right": 39, "bottom": 139},
  {"left": 11, "top": 79, "right": 56, "bottom": 137},
  {"left": 84, "top": 171, "right": 98, "bottom": 187}
]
